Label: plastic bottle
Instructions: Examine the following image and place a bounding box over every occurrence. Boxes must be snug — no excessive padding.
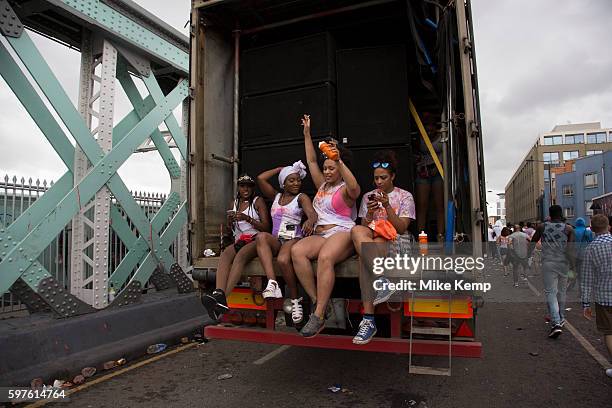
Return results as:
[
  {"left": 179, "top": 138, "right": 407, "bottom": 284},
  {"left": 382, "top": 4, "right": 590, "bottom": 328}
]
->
[
  {"left": 318, "top": 141, "right": 339, "bottom": 161},
  {"left": 146, "top": 343, "right": 167, "bottom": 354},
  {"left": 418, "top": 231, "right": 428, "bottom": 255},
  {"left": 108, "top": 283, "right": 116, "bottom": 303}
]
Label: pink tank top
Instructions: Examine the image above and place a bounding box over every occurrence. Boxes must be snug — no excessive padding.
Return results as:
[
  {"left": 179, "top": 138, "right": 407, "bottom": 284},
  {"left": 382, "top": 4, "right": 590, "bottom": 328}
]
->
[{"left": 313, "top": 182, "right": 356, "bottom": 229}]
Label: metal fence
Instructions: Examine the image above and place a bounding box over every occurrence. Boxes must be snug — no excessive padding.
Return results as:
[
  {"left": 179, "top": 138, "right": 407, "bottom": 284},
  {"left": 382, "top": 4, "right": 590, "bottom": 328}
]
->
[{"left": 0, "top": 175, "right": 172, "bottom": 314}]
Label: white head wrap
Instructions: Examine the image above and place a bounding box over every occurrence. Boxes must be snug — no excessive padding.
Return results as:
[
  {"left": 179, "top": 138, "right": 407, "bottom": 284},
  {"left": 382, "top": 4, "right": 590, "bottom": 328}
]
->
[{"left": 278, "top": 160, "right": 307, "bottom": 187}]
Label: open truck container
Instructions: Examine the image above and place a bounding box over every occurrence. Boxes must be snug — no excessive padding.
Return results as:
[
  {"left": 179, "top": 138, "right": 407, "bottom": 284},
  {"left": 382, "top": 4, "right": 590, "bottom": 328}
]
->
[{"left": 188, "top": 0, "right": 487, "bottom": 368}]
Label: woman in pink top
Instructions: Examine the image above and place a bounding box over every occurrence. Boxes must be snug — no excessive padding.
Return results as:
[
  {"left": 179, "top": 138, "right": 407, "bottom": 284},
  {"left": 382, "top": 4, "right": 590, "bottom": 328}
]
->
[{"left": 291, "top": 115, "right": 361, "bottom": 338}]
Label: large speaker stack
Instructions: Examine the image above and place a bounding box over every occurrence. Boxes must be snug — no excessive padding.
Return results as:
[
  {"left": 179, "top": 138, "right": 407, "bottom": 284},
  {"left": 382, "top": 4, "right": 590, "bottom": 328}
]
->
[{"left": 240, "top": 32, "right": 413, "bottom": 198}]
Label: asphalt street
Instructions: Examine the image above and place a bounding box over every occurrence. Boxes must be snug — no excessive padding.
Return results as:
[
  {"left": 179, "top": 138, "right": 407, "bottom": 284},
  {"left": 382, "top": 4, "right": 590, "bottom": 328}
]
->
[{"left": 43, "top": 260, "right": 611, "bottom": 408}]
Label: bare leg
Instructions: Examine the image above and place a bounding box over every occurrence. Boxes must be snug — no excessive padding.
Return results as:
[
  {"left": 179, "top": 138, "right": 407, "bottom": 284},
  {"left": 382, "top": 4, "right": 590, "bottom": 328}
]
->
[
  {"left": 431, "top": 180, "right": 445, "bottom": 239},
  {"left": 605, "top": 334, "right": 612, "bottom": 359},
  {"left": 314, "top": 232, "right": 354, "bottom": 319},
  {"left": 256, "top": 232, "right": 281, "bottom": 281},
  {"left": 351, "top": 226, "right": 387, "bottom": 314},
  {"left": 416, "top": 182, "right": 431, "bottom": 233},
  {"left": 291, "top": 235, "right": 325, "bottom": 303},
  {"left": 277, "top": 239, "right": 300, "bottom": 299},
  {"left": 215, "top": 245, "right": 236, "bottom": 291},
  {"left": 224, "top": 241, "right": 258, "bottom": 294}
]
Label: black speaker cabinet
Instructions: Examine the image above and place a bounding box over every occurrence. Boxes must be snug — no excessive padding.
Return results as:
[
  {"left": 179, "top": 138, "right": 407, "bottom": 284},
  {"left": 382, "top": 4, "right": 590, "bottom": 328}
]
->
[
  {"left": 241, "top": 83, "right": 336, "bottom": 146},
  {"left": 241, "top": 32, "right": 336, "bottom": 96},
  {"left": 241, "top": 143, "right": 414, "bottom": 201},
  {"left": 240, "top": 141, "right": 317, "bottom": 196},
  {"left": 337, "top": 45, "right": 410, "bottom": 147}
]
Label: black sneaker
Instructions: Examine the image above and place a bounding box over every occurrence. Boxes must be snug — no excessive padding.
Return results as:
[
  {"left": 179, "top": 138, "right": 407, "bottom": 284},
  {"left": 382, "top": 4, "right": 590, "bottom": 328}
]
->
[
  {"left": 558, "top": 319, "right": 566, "bottom": 328},
  {"left": 201, "top": 289, "right": 228, "bottom": 321},
  {"left": 548, "top": 325, "right": 563, "bottom": 339}
]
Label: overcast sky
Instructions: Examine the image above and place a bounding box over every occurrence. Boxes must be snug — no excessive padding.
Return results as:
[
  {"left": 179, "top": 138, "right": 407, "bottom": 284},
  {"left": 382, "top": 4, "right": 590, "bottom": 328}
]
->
[{"left": 1, "top": 0, "right": 611, "bottom": 210}]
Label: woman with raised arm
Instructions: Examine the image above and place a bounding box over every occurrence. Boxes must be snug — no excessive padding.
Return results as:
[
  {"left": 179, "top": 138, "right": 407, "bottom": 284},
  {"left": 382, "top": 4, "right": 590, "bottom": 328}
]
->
[
  {"left": 351, "top": 150, "right": 415, "bottom": 344},
  {"left": 255, "top": 161, "right": 317, "bottom": 324},
  {"left": 291, "top": 114, "right": 361, "bottom": 338},
  {"left": 201, "top": 175, "right": 271, "bottom": 321}
]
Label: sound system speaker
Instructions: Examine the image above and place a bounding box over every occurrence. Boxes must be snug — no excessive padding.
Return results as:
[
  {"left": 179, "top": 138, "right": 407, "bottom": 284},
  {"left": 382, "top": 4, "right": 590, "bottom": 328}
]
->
[
  {"left": 241, "top": 143, "right": 414, "bottom": 202},
  {"left": 241, "top": 83, "right": 336, "bottom": 146},
  {"left": 240, "top": 141, "right": 317, "bottom": 196},
  {"left": 337, "top": 45, "right": 410, "bottom": 147},
  {"left": 241, "top": 32, "right": 336, "bottom": 96}
]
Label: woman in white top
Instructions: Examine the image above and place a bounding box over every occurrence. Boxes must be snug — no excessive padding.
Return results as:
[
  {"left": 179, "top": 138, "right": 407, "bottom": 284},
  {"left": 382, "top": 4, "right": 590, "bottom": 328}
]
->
[
  {"left": 202, "top": 175, "right": 271, "bottom": 321},
  {"left": 291, "top": 114, "right": 361, "bottom": 337},
  {"left": 255, "top": 161, "right": 317, "bottom": 324}
]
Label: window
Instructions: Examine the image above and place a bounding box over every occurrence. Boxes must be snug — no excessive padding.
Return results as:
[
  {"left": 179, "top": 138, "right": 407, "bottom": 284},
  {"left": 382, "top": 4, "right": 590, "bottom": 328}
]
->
[
  {"left": 544, "top": 169, "right": 550, "bottom": 181},
  {"left": 585, "top": 200, "right": 593, "bottom": 216},
  {"left": 564, "top": 134, "right": 584, "bottom": 144},
  {"left": 563, "top": 207, "right": 574, "bottom": 218},
  {"left": 543, "top": 135, "right": 563, "bottom": 145},
  {"left": 563, "top": 151, "right": 579, "bottom": 161},
  {"left": 543, "top": 152, "right": 559, "bottom": 164},
  {"left": 584, "top": 173, "right": 598, "bottom": 188},
  {"left": 587, "top": 150, "right": 603, "bottom": 156},
  {"left": 586, "top": 132, "right": 606, "bottom": 144},
  {"left": 562, "top": 185, "right": 574, "bottom": 196}
]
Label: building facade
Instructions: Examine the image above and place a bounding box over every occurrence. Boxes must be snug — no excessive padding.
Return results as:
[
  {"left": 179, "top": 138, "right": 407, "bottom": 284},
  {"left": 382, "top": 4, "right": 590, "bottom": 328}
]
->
[
  {"left": 555, "top": 151, "right": 612, "bottom": 224},
  {"left": 505, "top": 122, "right": 612, "bottom": 223}
]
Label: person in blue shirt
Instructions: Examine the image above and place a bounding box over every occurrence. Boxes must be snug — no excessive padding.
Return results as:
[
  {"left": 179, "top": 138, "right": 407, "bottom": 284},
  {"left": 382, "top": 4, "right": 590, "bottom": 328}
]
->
[{"left": 567, "top": 217, "right": 594, "bottom": 291}]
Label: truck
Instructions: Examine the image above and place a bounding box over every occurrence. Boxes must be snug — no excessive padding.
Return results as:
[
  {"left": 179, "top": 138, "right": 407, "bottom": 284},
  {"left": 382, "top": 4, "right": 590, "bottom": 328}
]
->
[{"left": 188, "top": 0, "right": 487, "bottom": 373}]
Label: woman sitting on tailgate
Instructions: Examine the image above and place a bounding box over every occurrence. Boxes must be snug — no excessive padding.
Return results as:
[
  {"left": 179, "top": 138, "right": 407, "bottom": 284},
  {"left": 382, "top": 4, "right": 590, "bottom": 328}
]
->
[
  {"left": 291, "top": 114, "right": 360, "bottom": 338},
  {"left": 255, "top": 161, "right": 318, "bottom": 324},
  {"left": 351, "top": 150, "right": 415, "bottom": 344},
  {"left": 202, "top": 174, "right": 270, "bottom": 321}
]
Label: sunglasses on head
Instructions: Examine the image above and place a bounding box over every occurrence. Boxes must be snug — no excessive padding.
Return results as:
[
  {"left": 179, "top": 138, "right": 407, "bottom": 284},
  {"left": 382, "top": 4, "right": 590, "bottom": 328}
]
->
[{"left": 372, "top": 162, "right": 390, "bottom": 169}]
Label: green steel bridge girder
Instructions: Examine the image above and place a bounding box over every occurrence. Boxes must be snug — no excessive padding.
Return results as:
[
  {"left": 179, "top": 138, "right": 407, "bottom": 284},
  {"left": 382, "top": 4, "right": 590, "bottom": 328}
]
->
[
  {"left": 4, "top": 32, "right": 179, "bottom": 241},
  {"left": 0, "top": 80, "right": 188, "bottom": 294},
  {"left": 0, "top": 39, "right": 180, "bottom": 262},
  {"left": 109, "top": 191, "right": 182, "bottom": 288},
  {"left": 50, "top": 0, "right": 189, "bottom": 75},
  {"left": 115, "top": 62, "right": 182, "bottom": 178},
  {"left": 128, "top": 203, "right": 188, "bottom": 286}
]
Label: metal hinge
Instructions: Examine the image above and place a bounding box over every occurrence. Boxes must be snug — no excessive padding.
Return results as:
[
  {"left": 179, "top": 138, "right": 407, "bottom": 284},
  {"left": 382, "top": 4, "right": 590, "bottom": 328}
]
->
[
  {"left": 474, "top": 209, "right": 484, "bottom": 224},
  {"left": 463, "top": 37, "right": 472, "bottom": 54},
  {"left": 469, "top": 120, "right": 479, "bottom": 138},
  {"left": 189, "top": 87, "right": 196, "bottom": 99}
]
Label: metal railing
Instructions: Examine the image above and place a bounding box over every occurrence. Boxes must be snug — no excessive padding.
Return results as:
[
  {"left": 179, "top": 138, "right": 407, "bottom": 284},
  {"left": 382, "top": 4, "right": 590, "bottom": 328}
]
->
[{"left": 0, "top": 175, "right": 172, "bottom": 314}]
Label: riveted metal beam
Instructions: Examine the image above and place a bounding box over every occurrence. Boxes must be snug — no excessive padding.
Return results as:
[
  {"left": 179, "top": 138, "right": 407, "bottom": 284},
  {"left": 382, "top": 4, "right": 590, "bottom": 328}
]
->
[
  {"left": 48, "top": 0, "right": 188, "bottom": 74},
  {"left": 0, "top": 0, "right": 24, "bottom": 37}
]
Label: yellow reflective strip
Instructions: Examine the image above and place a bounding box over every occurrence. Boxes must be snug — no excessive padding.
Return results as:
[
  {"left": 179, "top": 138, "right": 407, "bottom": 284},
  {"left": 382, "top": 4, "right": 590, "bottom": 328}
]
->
[{"left": 409, "top": 99, "right": 444, "bottom": 179}]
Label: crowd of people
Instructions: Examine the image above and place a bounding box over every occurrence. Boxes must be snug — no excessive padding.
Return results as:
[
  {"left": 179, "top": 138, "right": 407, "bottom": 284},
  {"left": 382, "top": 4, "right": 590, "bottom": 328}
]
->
[
  {"left": 202, "top": 115, "right": 417, "bottom": 345},
  {"left": 488, "top": 207, "right": 612, "bottom": 378}
]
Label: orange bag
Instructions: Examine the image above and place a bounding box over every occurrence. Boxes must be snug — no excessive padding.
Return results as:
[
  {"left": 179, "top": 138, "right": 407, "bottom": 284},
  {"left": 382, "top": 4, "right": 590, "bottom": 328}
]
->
[{"left": 372, "top": 220, "right": 398, "bottom": 241}]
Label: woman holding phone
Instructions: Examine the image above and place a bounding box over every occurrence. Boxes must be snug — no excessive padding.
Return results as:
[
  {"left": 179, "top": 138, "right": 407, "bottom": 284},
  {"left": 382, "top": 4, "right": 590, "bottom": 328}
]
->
[
  {"left": 351, "top": 150, "right": 415, "bottom": 344},
  {"left": 291, "top": 114, "right": 361, "bottom": 338},
  {"left": 255, "top": 161, "right": 318, "bottom": 324},
  {"left": 201, "top": 174, "right": 270, "bottom": 321}
]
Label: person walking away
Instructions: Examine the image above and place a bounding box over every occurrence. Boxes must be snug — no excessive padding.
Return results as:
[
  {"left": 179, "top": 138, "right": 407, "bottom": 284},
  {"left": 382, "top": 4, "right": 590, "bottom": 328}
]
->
[
  {"left": 488, "top": 224, "right": 498, "bottom": 261},
  {"left": 508, "top": 224, "right": 530, "bottom": 287},
  {"left": 497, "top": 227, "right": 511, "bottom": 275},
  {"left": 567, "top": 217, "right": 594, "bottom": 291},
  {"left": 530, "top": 205, "right": 575, "bottom": 338},
  {"left": 524, "top": 222, "right": 535, "bottom": 240},
  {"left": 580, "top": 214, "right": 612, "bottom": 378}
]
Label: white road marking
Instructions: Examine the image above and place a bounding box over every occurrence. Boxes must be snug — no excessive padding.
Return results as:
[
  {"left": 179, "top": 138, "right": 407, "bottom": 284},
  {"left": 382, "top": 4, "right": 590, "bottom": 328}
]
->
[
  {"left": 253, "top": 345, "right": 291, "bottom": 365},
  {"left": 525, "top": 276, "right": 611, "bottom": 370}
]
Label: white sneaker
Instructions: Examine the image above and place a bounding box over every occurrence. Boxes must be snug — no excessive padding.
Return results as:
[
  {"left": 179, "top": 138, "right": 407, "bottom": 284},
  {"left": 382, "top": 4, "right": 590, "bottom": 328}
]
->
[
  {"left": 291, "top": 297, "right": 304, "bottom": 323},
  {"left": 262, "top": 279, "right": 282, "bottom": 299},
  {"left": 606, "top": 368, "right": 612, "bottom": 378}
]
